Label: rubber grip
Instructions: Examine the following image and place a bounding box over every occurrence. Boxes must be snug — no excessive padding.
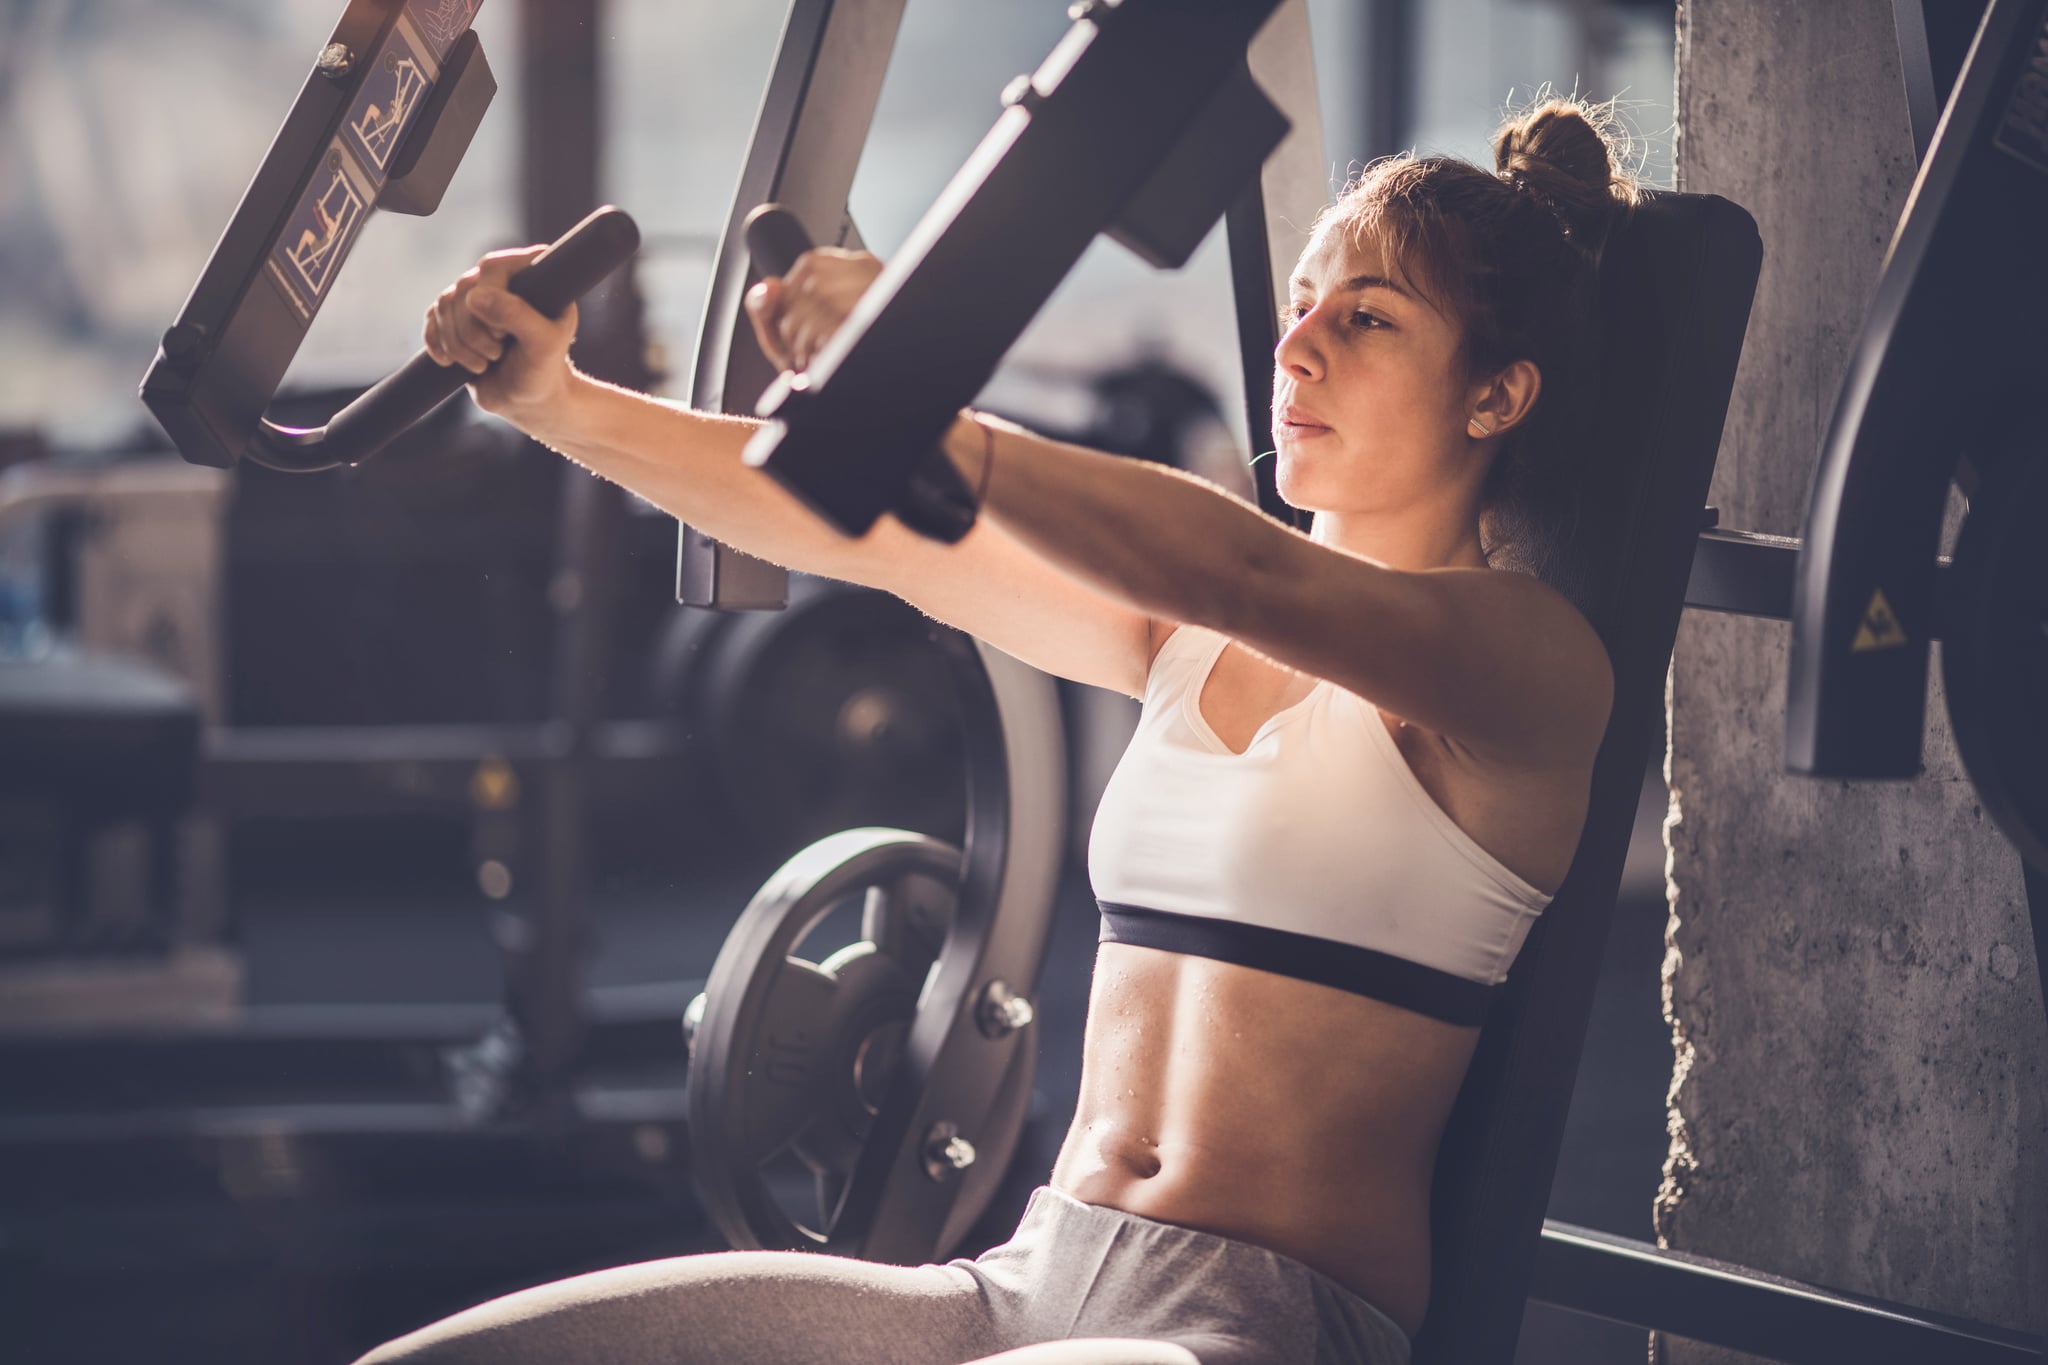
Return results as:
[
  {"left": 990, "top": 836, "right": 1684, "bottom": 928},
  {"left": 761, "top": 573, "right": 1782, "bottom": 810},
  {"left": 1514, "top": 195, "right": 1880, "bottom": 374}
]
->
[
  {"left": 743, "top": 203, "right": 816, "bottom": 278},
  {"left": 284, "top": 207, "right": 640, "bottom": 469},
  {"left": 506, "top": 205, "right": 642, "bottom": 317}
]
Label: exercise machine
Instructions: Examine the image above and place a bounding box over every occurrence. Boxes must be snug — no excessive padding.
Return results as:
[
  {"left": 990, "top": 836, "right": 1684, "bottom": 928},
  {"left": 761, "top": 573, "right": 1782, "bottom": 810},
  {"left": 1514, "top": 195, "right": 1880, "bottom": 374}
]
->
[{"left": 690, "top": 0, "right": 2045, "bottom": 1358}]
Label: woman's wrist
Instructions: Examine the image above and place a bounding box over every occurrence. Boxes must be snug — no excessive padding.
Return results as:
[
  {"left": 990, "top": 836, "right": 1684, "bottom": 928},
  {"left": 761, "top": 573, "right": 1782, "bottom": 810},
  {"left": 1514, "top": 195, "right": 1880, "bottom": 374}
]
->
[{"left": 508, "top": 365, "right": 600, "bottom": 447}]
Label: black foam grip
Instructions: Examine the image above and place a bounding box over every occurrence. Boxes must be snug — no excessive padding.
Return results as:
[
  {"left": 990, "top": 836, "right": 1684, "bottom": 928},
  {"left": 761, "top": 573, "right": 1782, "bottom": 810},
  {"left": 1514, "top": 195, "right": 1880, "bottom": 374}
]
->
[
  {"left": 507, "top": 205, "right": 642, "bottom": 317},
  {"left": 743, "top": 204, "right": 816, "bottom": 278},
  {"left": 312, "top": 207, "right": 640, "bottom": 466}
]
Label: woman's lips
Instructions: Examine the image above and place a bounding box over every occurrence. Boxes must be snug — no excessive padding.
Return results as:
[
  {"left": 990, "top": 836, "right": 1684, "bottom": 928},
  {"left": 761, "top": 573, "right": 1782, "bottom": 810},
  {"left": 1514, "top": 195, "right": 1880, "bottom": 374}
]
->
[{"left": 1278, "top": 403, "right": 1331, "bottom": 439}]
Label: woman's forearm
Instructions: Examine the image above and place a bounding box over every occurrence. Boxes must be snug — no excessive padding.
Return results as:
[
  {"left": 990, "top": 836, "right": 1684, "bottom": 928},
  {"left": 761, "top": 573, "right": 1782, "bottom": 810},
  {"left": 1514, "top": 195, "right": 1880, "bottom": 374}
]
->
[
  {"left": 516, "top": 368, "right": 1270, "bottom": 625},
  {"left": 520, "top": 371, "right": 874, "bottom": 581},
  {"left": 941, "top": 411, "right": 1276, "bottom": 630}
]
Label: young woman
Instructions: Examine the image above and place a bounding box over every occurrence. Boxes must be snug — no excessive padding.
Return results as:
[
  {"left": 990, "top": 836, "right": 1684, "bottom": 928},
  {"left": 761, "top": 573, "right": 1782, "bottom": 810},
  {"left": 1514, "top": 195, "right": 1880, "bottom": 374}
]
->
[{"left": 363, "top": 97, "right": 1639, "bottom": 1365}]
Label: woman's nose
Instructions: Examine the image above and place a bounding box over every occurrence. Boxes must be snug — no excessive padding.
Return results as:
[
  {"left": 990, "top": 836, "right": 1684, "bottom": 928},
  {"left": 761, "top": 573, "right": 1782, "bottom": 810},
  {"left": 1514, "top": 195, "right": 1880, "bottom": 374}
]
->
[{"left": 1275, "top": 311, "right": 1324, "bottom": 380}]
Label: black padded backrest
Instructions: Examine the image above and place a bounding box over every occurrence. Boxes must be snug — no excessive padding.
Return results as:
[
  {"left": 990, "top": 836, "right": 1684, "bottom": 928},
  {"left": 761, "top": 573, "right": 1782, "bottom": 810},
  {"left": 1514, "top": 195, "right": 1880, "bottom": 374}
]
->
[{"left": 1413, "top": 191, "right": 1762, "bottom": 1364}]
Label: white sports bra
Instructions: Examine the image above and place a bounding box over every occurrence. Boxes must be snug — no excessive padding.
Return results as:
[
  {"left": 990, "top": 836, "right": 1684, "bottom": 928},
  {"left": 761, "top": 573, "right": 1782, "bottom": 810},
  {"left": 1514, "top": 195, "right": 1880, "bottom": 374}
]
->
[{"left": 1087, "top": 623, "right": 1554, "bottom": 1025}]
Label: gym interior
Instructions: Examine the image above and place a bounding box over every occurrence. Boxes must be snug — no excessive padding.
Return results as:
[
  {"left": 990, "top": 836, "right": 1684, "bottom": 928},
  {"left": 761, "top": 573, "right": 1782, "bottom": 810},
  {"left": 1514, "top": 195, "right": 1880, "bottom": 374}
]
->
[{"left": 0, "top": 1, "right": 2042, "bottom": 1362}]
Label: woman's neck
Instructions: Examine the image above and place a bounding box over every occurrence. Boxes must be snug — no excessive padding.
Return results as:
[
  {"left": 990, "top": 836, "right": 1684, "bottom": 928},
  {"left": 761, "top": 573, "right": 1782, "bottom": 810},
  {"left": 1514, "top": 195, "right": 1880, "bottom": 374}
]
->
[{"left": 1308, "top": 507, "right": 1489, "bottom": 573}]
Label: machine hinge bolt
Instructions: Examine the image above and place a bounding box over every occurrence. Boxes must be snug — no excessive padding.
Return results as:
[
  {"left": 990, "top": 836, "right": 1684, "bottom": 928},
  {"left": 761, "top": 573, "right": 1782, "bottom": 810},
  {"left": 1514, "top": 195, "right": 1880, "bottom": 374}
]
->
[
  {"left": 922, "top": 1122, "right": 976, "bottom": 1179},
  {"left": 977, "top": 980, "right": 1035, "bottom": 1037},
  {"left": 316, "top": 42, "right": 356, "bottom": 78},
  {"left": 160, "top": 322, "right": 208, "bottom": 363}
]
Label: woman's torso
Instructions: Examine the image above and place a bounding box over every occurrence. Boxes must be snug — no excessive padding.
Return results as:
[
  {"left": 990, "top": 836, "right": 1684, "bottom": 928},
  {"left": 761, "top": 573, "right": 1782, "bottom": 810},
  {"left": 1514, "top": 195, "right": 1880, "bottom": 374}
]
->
[{"left": 1050, "top": 622, "right": 1591, "bottom": 1338}]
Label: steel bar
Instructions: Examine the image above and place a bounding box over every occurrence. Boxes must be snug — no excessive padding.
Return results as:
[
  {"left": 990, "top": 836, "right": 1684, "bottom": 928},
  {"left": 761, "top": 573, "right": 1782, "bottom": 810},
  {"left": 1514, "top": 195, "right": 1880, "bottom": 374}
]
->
[{"left": 1533, "top": 1221, "right": 2045, "bottom": 1363}]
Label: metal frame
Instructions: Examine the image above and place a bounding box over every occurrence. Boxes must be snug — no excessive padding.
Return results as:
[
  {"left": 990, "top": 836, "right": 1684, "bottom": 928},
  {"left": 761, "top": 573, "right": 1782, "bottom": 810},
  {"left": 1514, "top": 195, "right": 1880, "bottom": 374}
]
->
[
  {"left": 679, "top": 0, "right": 906, "bottom": 610},
  {"left": 140, "top": 0, "right": 503, "bottom": 473},
  {"left": 1534, "top": 6, "right": 2045, "bottom": 1356},
  {"left": 1786, "top": 0, "right": 2046, "bottom": 779},
  {"left": 48, "top": 0, "right": 2048, "bottom": 1355},
  {"left": 1893, "top": 0, "right": 1993, "bottom": 160},
  {"left": 1529, "top": 1221, "right": 2043, "bottom": 1363},
  {"left": 128, "top": 0, "right": 650, "bottom": 1125},
  {"left": 741, "top": 0, "right": 1289, "bottom": 539}
]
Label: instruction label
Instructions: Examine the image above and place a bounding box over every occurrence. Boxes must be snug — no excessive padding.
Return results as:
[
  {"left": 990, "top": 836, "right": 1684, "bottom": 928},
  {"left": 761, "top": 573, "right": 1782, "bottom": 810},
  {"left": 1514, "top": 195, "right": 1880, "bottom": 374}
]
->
[
  {"left": 408, "top": 0, "right": 483, "bottom": 62},
  {"left": 266, "top": 148, "right": 372, "bottom": 321},
  {"left": 344, "top": 21, "right": 432, "bottom": 172}
]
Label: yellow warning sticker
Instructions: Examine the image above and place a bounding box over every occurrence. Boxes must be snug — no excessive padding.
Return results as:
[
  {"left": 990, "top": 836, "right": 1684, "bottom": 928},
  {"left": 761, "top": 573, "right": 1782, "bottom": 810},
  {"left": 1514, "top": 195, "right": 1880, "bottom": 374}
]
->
[{"left": 1851, "top": 588, "right": 1908, "bottom": 652}]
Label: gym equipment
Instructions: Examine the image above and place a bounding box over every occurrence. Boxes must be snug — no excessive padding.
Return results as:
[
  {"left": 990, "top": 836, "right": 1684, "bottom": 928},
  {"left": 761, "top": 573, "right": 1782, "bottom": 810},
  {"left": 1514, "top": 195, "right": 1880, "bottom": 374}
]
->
[
  {"left": 1784, "top": 0, "right": 2048, "bottom": 872},
  {"left": 654, "top": 0, "right": 1334, "bottom": 1259},
  {"left": 740, "top": 0, "right": 1290, "bottom": 541},
  {"left": 678, "top": 617, "right": 1062, "bottom": 1261},
  {"left": 678, "top": 0, "right": 1329, "bottom": 603},
  {"left": 680, "top": 209, "right": 1062, "bottom": 1254},
  {"left": 698, "top": 0, "right": 2044, "bottom": 1358},
  {"left": 3, "top": 0, "right": 1070, "bottom": 1284},
  {"left": 650, "top": 575, "right": 969, "bottom": 858},
  {"left": 1942, "top": 442, "right": 2047, "bottom": 877},
  {"left": 132, "top": 0, "right": 649, "bottom": 1122},
  {"left": 678, "top": 0, "right": 905, "bottom": 611}
]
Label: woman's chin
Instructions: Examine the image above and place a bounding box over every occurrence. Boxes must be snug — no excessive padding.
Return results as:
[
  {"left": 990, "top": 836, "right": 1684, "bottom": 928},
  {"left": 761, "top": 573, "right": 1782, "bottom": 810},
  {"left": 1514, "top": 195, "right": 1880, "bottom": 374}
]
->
[{"left": 1271, "top": 455, "right": 1324, "bottom": 512}]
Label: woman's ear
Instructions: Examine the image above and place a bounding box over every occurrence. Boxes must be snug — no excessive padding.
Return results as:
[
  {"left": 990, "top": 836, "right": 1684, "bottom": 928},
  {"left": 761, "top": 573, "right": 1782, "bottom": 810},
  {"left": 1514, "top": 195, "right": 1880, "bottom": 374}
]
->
[{"left": 1468, "top": 359, "right": 1542, "bottom": 438}]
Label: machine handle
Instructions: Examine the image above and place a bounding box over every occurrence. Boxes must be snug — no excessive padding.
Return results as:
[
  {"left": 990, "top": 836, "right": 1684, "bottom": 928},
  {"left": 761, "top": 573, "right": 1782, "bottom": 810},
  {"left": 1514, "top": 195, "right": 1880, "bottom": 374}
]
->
[
  {"left": 743, "top": 202, "right": 816, "bottom": 278},
  {"left": 249, "top": 206, "right": 640, "bottom": 472}
]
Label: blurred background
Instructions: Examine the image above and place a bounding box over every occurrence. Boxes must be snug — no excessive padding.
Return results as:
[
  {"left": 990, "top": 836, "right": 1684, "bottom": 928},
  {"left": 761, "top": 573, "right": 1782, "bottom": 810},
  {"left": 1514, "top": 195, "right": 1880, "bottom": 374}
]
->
[{"left": 0, "top": 2, "right": 1677, "bottom": 1361}]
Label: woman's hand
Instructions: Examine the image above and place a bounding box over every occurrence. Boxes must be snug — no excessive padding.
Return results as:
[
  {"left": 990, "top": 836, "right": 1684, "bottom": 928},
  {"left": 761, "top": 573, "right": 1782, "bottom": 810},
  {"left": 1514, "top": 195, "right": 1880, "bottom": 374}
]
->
[
  {"left": 422, "top": 246, "right": 579, "bottom": 427},
  {"left": 744, "top": 246, "right": 884, "bottom": 373}
]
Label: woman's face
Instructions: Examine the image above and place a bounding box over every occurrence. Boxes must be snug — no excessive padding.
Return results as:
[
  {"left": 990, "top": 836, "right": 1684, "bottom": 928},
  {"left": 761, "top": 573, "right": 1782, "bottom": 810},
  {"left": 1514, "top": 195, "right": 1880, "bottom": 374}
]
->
[{"left": 1271, "top": 223, "right": 1477, "bottom": 516}]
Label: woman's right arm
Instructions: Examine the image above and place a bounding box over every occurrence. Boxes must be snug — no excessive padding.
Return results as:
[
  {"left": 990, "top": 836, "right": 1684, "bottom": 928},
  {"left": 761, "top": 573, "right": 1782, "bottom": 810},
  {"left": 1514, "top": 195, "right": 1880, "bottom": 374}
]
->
[{"left": 422, "top": 247, "right": 1159, "bottom": 699}]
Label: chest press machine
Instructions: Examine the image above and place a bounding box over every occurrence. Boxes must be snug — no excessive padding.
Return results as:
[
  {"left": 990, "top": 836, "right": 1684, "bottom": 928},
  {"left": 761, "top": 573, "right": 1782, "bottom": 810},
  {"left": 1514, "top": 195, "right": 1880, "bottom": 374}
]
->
[
  {"left": 689, "top": 0, "right": 2047, "bottom": 1361},
  {"left": 122, "top": 0, "right": 2047, "bottom": 1358}
]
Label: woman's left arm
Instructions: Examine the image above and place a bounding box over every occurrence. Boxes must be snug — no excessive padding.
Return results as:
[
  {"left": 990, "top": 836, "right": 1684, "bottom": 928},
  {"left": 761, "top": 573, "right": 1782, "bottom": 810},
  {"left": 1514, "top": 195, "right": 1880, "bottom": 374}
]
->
[{"left": 942, "top": 412, "right": 1614, "bottom": 769}]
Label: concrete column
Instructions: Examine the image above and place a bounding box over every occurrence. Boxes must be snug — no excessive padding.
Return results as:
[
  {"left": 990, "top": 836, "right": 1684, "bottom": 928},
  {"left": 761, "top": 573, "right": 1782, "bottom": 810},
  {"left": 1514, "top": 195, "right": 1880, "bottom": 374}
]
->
[{"left": 1660, "top": 2, "right": 2048, "bottom": 1359}]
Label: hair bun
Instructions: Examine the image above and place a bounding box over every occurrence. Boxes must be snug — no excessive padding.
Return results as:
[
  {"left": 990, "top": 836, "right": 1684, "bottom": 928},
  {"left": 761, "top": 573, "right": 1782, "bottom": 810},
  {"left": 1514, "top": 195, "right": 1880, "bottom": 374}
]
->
[{"left": 1492, "top": 97, "right": 1638, "bottom": 245}]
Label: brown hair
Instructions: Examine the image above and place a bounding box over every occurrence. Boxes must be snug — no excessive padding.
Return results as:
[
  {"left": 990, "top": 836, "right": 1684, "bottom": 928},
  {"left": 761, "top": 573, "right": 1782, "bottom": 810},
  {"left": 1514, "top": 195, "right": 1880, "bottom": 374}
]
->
[{"left": 1310, "top": 96, "right": 1644, "bottom": 606}]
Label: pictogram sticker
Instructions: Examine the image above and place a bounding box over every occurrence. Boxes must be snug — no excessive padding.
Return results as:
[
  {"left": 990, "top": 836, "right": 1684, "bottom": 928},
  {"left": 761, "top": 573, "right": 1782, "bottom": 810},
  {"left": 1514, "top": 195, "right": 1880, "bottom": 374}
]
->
[
  {"left": 1851, "top": 587, "right": 1909, "bottom": 652},
  {"left": 408, "top": 0, "right": 482, "bottom": 62},
  {"left": 266, "top": 148, "right": 370, "bottom": 320},
  {"left": 345, "top": 32, "right": 432, "bottom": 172}
]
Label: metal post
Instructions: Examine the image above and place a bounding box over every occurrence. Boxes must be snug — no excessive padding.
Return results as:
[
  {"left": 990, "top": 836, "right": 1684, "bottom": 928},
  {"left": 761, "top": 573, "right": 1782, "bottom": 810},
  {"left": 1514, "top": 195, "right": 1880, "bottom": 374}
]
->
[
  {"left": 678, "top": 0, "right": 908, "bottom": 611},
  {"left": 509, "top": 0, "right": 650, "bottom": 1116}
]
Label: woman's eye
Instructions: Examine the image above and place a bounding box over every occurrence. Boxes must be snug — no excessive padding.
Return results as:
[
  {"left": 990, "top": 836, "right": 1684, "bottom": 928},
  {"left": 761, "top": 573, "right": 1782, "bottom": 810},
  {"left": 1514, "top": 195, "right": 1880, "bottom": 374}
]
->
[{"left": 1351, "top": 312, "right": 1386, "bottom": 329}]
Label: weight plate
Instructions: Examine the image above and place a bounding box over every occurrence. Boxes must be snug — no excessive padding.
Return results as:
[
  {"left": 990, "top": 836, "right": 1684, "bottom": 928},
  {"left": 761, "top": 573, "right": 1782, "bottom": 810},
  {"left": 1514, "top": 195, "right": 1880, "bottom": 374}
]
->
[
  {"left": 1943, "top": 445, "right": 2048, "bottom": 872},
  {"left": 686, "top": 827, "right": 961, "bottom": 1253},
  {"left": 698, "top": 582, "right": 968, "bottom": 856}
]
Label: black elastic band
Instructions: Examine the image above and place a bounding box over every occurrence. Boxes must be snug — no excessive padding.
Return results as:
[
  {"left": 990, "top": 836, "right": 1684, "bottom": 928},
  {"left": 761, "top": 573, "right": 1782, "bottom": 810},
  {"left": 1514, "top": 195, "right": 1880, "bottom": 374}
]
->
[
  {"left": 1097, "top": 901, "right": 1498, "bottom": 1027},
  {"left": 895, "top": 442, "right": 979, "bottom": 544}
]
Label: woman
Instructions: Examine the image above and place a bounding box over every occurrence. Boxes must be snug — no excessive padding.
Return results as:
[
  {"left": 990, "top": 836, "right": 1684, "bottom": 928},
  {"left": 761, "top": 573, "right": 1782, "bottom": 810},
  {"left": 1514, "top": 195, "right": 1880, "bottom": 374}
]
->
[{"left": 363, "top": 96, "right": 1639, "bottom": 1365}]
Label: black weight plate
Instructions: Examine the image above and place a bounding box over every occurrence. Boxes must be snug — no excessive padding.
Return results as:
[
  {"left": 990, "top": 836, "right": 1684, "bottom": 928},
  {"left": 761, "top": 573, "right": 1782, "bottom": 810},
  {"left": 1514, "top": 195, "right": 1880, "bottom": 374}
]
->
[
  {"left": 1943, "top": 445, "right": 2048, "bottom": 871},
  {"left": 687, "top": 827, "right": 961, "bottom": 1253},
  {"left": 701, "top": 583, "right": 967, "bottom": 856}
]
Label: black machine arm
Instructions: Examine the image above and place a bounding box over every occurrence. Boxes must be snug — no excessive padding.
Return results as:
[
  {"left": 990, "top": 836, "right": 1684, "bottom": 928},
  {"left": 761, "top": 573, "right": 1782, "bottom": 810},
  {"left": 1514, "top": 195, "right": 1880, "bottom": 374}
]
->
[
  {"left": 1785, "top": 0, "right": 2048, "bottom": 778},
  {"left": 244, "top": 208, "right": 638, "bottom": 472},
  {"left": 679, "top": 0, "right": 909, "bottom": 611},
  {"left": 740, "top": 0, "right": 1290, "bottom": 539},
  {"left": 138, "top": 0, "right": 638, "bottom": 474}
]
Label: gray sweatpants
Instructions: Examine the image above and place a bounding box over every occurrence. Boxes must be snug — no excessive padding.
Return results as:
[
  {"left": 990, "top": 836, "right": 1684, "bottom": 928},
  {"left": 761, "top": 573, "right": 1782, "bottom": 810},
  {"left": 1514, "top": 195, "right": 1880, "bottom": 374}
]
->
[{"left": 354, "top": 1185, "right": 1413, "bottom": 1365}]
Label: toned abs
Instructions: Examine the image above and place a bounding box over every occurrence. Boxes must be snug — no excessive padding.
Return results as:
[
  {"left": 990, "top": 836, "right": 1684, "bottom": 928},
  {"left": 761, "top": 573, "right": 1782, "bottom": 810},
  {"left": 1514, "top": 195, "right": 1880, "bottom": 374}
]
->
[
  {"left": 1049, "top": 945, "right": 1481, "bottom": 1337},
  {"left": 1049, "top": 630, "right": 1586, "bottom": 1338}
]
